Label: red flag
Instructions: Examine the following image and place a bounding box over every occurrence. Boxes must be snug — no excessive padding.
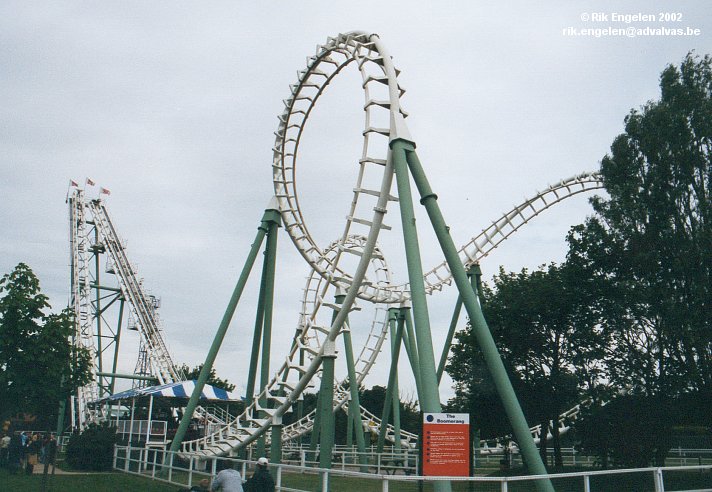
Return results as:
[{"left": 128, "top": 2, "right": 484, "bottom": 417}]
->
[
  {"left": 70, "top": 180, "right": 79, "bottom": 187},
  {"left": 86, "top": 178, "right": 95, "bottom": 186},
  {"left": 100, "top": 187, "right": 111, "bottom": 195}
]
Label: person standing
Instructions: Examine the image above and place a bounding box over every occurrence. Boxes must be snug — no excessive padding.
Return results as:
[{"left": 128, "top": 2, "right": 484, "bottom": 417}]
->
[
  {"left": 0, "top": 433, "right": 10, "bottom": 467},
  {"left": 8, "top": 433, "right": 23, "bottom": 474},
  {"left": 243, "top": 457, "right": 275, "bottom": 492},
  {"left": 210, "top": 461, "right": 244, "bottom": 492}
]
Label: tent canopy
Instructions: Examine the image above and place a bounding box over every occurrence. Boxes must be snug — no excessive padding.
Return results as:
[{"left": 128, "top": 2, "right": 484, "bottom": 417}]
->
[{"left": 97, "top": 380, "right": 239, "bottom": 403}]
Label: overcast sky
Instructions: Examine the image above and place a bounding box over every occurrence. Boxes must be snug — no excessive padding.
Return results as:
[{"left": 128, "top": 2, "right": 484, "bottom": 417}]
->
[{"left": 2, "top": 1, "right": 710, "bottom": 403}]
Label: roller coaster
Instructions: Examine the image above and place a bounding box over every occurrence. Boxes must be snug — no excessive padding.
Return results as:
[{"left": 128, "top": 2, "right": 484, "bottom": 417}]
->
[{"left": 67, "top": 32, "right": 604, "bottom": 492}]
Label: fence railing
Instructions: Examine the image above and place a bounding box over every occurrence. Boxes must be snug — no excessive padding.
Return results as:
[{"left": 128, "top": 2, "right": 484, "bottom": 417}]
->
[{"left": 113, "top": 445, "right": 712, "bottom": 492}]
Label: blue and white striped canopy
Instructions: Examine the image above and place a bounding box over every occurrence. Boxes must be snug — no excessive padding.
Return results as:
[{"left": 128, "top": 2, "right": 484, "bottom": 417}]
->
[{"left": 99, "top": 380, "right": 237, "bottom": 402}]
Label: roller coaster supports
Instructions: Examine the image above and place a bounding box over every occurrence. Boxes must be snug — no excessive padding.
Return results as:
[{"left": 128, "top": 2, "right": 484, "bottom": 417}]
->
[
  {"left": 337, "top": 292, "right": 368, "bottom": 472},
  {"left": 270, "top": 416, "right": 282, "bottom": 468},
  {"left": 245, "top": 251, "right": 268, "bottom": 406},
  {"left": 392, "top": 139, "right": 450, "bottom": 492},
  {"left": 436, "top": 265, "right": 479, "bottom": 383},
  {"left": 168, "top": 200, "right": 280, "bottom": 456},
  {"left": 318, "top": 339, "right": 336, "bottom": 475},
  {"left": 377, "top": 308, "right": 405, "bottom": 453},
  {"left": 401, "top": 308, "right": 422, "bottom": 400},
  {"left": 403, "top": 144, "right": 555, "bottom": 492},
  {"left": 388, "top": 308, "right": 402, "bottom": 453},
  {"left": 109, "top": 298, "right": 125, "bottom": 394},
  {"left": 94, "top": 231, "right": 105, "bottom": 396},
  {"left": 257, "top": 209, "right": 281, "bottom": 459}
]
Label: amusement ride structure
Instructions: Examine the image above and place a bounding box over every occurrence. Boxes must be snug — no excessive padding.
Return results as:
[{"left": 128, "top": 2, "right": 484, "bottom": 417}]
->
[{"left": 67, "top": 32, "right": 605, "bottom": 492}]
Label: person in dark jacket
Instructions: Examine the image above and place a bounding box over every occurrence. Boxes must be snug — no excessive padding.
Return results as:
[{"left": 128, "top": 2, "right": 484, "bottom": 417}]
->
[
  {"left": 7, "top": 434, "right": 23, "bottom": 474},
  {"left": 243, "top": 457, "right": 274, "bottom": 492}
]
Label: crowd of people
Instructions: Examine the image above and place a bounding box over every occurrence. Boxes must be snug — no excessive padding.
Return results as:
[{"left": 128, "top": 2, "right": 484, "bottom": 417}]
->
[{"left": 0, "top": 430, "right": 57, "bottom": 474}]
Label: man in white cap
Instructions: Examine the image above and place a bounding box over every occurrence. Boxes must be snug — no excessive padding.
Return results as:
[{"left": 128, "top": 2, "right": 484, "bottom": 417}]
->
[{"left": 243, "top": 457, "right": 274, "bottom": 492}]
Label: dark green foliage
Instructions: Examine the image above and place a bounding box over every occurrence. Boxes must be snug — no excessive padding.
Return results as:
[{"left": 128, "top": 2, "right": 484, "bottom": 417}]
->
[
  {"left": 0, "top": 263, "right": 92, "bottom": 425},
  {"left": 447, "top": 262, "right": 607, "bottom": 466},
  {"left": 567, "top": 53, "right": 712, "bottom": 397},
  {"left": 65, "top": 423, "right": 118, "bottom": 471},
  {"left": 574, "top": 396, "right": 674, "bottom": 468},
  {"left": 178, "top": 363, "right": 236, "bottom": 392}
]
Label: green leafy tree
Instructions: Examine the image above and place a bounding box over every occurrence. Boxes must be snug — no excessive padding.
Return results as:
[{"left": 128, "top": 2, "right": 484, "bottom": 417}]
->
[
  {"left": 448, "top": 262, "right": 607, "bottom": 467},
  {"left": 178, "top": 363, "right": 236, "bottom": 392},
  {"left": 0, "top": 263, "right": 92, "bottom": 426},
  {"left": 567, "top": 53, "right": 712, "bottom": 398},
  {"left": 575, "top": 396, "right": 674, "bottom": 468}
]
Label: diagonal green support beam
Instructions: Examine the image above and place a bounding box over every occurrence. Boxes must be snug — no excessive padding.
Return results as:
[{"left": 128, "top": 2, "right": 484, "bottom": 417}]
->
[
  {"left": 437, "top": 265, "right": 479, "bottom": 384},
  {"left": 403, "top": 146, "right": 555, "bottom": 492},
  {"left": 392, "top": 139, "right": 450, "bottom": 492},
  {"left": 336, "top": 292, "right": 368, "bottom": 471},
  {"left": 168, "top": 201, "right": 280, "bottom": 455},
  {"left": 377, "top": 308, "right": 405, "bottom": 453},
  {"left": 401, "top": 307, "right": 422, "bottom": 399},
  {"left": 257, "top": 212, "right": 281, "bottom": 458}
]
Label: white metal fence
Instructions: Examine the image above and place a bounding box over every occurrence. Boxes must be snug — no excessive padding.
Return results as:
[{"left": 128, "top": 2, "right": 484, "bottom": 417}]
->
[{"left": 113, "top": 445, "right": 712, "bottom": 491}]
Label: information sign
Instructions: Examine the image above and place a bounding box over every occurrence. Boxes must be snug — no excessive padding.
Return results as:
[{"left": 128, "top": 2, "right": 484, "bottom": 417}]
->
[{"left": 422, "top": 412, "right": 470, "bottom": 476}]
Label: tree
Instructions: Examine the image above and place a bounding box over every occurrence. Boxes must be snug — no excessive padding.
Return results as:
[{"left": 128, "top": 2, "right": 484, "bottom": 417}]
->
[
  {"left": 575, "top": 396, "right": 674, "bottom": 468},
  {"left": 0, "top": 263, "right": 92, "bottom": 426},
  {"left": 178, "top": 363, "right": 235, "bottom": 392},
  {"left": 567, "top": 53, "right": 712, "bottom": 398},
  {"left": 447, "top": 261, "right": 607, "bottom": 467}
]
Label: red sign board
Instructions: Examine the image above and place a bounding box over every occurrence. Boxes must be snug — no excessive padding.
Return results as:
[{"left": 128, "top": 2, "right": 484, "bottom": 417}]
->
[{"left": 422, "top": 413, "right": 470, "bottom": 477}]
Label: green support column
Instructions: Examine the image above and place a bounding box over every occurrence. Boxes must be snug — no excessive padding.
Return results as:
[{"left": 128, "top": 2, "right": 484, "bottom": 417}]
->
[
  {"left": 336, "top": 291, "right": 368, "bottom": 471},
  {"left": 92, "top": 231, "right": 107, "bottom": 397},
  {"left": 270, "top": 416, "right": 282, "bottom": 467},
  {"left": 309, "top": 391, "right": 321, "bottom": 457},
  {"left": 318, "top": 339, "right": 336, "bottom": 473},
  {"left": 392, "top": 140, "right": 442, "bottom": 414},
  {"left": 346, "top": 403, "right": 353, "bottom": 449},
  {"left": 436, "top": 266, "right": 478, "bottom": 383},
  {"left": 390, "top": 315, "right": 402, "bottom": 453},
  {"left": 109, "top": 298, "right": 125, "bottom": 394},
  {"left": 169, "top": 202, "right": 279, "bottom": 455},
  {"left": 245, "top": 258, "right": 268, "bottom": 406},
  {"left": 401, "top": 308, "right": 422, "bottom": 400},
  {"left": 404, "top": 147, "right": 554, "bottom": 492},
  {"left": 257, "top": 213, "right": 280, "bottom": 458},
  {"left": 377, "top": 308, "right": 405, "bottom": 453}
]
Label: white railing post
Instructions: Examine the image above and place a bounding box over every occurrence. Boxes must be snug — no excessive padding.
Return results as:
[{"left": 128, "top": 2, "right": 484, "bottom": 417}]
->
[
  {"left": 276, "top": 465, "right": 282, "bottom": 491},
  {"left": 152, "top": 449, "right": 158, "bottom": 478},
  {"left": 168, "top": 451, "right": 174, "bottom": 482},
  {"left": 382, "top": 476, "right": 389, "bottom": 492},
  {"left": 113, "top": 445, "right": 118, "bottom": 470},
  {"left": 377, "top": 453, "right": 381, "bottom": 474},
  {"left": 654, "top": 467, "right": 665, "bottom": 492},
  {"left": 501, "top": 477, "right": 508, "bottom": 492},
  {"left": 124, "top": 444, "right": 131, "bottom": 472},
  {"left": 322, "top": 470, "right": 329, "bottom": 491},
  {"left": 583, "top": 474, "right": 591, "bottom": 492},
  {"left": 188, "top": 456, "right": 194, "bottom": 487}
]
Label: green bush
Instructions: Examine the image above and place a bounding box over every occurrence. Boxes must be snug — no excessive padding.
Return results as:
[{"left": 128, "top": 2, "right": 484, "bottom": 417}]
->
[{"left": 65, "top": 423, "right": 118, "bottom": 471}]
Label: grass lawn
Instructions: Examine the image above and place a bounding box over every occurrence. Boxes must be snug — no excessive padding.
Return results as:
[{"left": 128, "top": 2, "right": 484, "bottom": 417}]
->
[{"left": 0, "top": 468, "right": 178, "bottom": 492}]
